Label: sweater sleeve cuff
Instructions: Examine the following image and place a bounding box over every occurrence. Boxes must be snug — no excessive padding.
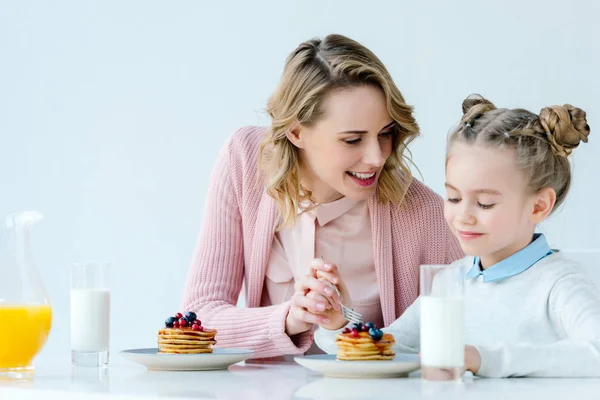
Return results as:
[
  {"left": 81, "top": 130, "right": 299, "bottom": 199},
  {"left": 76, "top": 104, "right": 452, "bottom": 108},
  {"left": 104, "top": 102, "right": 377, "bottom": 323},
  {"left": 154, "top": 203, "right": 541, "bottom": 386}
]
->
[
  {"left": 475, "top": 344, "right": 505, "bottom": 378},
  {"left": 268, "top": 301, "right": 313, "bottom": 354}
]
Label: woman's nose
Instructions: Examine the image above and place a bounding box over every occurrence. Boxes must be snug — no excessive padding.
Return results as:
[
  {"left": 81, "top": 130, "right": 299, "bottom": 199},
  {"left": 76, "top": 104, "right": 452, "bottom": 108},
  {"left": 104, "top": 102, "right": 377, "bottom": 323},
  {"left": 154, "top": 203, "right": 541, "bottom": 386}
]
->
[{"left": 363, "top": 140, "right": 386, "bottom": 167}]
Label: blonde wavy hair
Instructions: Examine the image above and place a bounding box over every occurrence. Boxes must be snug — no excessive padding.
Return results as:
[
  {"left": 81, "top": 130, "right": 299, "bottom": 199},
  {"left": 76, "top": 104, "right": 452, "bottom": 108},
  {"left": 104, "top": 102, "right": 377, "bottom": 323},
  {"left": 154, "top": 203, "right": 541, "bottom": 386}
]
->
[
  {"left": 448, "top": 94, "right": 591, "bottom": 212},
  {"left": 259, "top": 34, "right": 420, "bottom": 229}
]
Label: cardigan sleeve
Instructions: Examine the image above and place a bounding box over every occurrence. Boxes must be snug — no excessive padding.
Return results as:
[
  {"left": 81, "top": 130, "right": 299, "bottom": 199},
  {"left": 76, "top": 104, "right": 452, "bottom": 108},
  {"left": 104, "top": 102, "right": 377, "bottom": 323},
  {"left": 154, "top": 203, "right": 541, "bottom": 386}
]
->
[{"left": 182, "top": 131, "right": 312, "bottom": 358}]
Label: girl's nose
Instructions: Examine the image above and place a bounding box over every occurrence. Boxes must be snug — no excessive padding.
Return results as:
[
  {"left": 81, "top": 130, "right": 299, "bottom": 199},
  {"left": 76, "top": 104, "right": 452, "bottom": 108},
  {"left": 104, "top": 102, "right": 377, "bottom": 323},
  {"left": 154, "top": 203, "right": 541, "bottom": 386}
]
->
[{"left": 456, "top": 204, "right": 477, "bottom": 225}]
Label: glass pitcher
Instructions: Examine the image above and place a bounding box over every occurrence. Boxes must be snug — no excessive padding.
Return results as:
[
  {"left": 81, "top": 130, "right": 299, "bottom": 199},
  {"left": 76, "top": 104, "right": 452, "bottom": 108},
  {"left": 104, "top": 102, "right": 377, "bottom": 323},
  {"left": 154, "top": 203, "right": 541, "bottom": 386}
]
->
[{"left": 0, "top": 211, "right": 52, "bottom": 379}]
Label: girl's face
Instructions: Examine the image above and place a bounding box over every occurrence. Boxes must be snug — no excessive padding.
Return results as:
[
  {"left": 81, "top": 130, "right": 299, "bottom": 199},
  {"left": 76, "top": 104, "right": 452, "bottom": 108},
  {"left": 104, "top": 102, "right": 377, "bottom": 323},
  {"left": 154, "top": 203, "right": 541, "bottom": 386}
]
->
[
  {"left": 444, "top": 142, "right": 548, "bottom": 267},
  {"left": 287, "top": 85, "right": 395, "bottom": 203}
]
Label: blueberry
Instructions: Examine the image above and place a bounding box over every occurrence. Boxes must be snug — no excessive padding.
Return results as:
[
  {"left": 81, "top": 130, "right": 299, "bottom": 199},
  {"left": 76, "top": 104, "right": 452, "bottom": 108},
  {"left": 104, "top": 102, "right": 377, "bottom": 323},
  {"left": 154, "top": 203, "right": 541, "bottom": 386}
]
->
[
  {"left": 365, "top": 322, "right": 375, "bottom": 329},
  {"left": 353, "top": 322, "right": 363, "bottom": 331},
  {"left": 368, "top": 327, "right": 383, "bottom": 341},
  {"left": 165, "top": 316, "right": 177, "bottom": 327},
  {"left": 185, "top": 311, "right": 197, "bottom": 321}
]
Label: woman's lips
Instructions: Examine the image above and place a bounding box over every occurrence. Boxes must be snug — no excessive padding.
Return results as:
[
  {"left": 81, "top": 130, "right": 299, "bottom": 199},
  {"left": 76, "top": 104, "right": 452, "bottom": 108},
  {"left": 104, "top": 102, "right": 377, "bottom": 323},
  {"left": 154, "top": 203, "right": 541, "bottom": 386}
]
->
[{"left": 346, "top": 171, "right": 377, "bottom": 187}]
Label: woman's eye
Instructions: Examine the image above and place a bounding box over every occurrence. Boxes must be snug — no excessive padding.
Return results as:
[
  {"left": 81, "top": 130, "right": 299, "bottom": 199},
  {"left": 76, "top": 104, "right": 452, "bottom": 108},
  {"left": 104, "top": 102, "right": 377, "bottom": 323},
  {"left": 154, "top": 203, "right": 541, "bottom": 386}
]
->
[
  {"left": 344, "top": 138, "right": 361, "bottom": 145},
  {"left": 478, "top": 202, "right": 495, "bottom": 209},
  {"left": 447, "top": 198, "right": 460, "bottom": 204}
]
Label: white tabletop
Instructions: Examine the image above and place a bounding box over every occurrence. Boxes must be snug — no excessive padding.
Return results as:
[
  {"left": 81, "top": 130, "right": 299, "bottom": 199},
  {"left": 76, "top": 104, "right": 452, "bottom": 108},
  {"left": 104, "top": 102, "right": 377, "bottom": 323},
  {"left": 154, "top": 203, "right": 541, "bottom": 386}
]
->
[{"left": 1, "top": 355, "right": 600, "bottom": 400}]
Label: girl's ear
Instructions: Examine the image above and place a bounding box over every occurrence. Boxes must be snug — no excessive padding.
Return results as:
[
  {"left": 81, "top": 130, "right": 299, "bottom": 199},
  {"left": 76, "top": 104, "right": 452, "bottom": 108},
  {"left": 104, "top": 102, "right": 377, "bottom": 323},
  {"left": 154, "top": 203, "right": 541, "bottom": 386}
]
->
[{"left": 530, "top": 187, "right": 556, "bottom": 224}]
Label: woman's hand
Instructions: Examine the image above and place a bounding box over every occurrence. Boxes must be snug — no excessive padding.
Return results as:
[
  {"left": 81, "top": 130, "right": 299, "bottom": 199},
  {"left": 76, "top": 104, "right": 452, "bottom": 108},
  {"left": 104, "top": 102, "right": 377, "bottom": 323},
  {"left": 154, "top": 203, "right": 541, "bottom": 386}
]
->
[
  {"left": 310, "top": 258, "right": 353, "bottom": 331},
  {"left": 305, "top": 290, "right": 347, "bottom": 330},
  {"left": 285, "top": 259, "right": 342, "bottom": 336}
]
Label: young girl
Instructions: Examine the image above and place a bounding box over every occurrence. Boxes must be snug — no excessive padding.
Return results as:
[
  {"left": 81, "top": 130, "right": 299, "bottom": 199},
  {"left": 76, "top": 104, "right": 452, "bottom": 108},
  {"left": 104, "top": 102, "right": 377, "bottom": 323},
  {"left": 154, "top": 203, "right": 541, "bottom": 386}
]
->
[{"left": 314, "top": 94, "right": 600, "bottom": 378}]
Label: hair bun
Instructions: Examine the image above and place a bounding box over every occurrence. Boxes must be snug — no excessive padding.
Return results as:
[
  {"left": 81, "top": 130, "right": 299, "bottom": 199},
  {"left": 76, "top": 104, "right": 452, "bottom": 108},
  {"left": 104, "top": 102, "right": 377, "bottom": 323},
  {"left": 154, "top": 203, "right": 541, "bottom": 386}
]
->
[
  {"left": 539, "top": 105, "right": 590, "bottom": 157},
  {"left": 461, "top": 94, "right": 497, "bottom": 125},
  {"left": 462, "top": 94, "right": 495, "bottom": 115}
]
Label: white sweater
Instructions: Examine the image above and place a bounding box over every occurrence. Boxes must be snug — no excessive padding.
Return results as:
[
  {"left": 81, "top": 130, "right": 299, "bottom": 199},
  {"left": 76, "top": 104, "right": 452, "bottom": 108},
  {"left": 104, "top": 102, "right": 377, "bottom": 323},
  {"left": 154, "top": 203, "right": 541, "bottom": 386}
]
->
[{"left": 314, "top": 252, "right": 600, "bottom": 378}]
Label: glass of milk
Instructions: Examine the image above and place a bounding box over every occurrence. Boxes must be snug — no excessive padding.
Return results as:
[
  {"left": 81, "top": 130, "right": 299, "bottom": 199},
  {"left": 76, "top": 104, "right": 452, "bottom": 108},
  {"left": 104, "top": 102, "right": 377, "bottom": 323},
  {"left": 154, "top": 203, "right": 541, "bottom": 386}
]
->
[
  {"left": 420, "top": 264, "right": 465, "bottom": 381},
  {"left": 70, "top": 263, "right": 110, "bottom": 367}
]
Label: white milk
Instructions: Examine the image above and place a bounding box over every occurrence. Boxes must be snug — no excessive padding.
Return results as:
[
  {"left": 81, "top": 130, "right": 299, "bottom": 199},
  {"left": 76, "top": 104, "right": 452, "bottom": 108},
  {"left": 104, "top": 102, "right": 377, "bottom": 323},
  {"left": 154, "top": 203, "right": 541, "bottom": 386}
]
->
[
  {"left": 420, "top": 296, "right": 465, "bottom": 367},
  {"left": 70, "top": 288, "right": 111, "bottom": 352}
]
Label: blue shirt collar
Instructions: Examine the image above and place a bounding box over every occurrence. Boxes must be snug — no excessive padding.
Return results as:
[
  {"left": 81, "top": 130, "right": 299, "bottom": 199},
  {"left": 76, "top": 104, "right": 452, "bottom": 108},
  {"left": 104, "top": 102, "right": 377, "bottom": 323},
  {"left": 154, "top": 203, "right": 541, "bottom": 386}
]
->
[{"left": 465, "top": 233, "right": 553, "bottom": 283}]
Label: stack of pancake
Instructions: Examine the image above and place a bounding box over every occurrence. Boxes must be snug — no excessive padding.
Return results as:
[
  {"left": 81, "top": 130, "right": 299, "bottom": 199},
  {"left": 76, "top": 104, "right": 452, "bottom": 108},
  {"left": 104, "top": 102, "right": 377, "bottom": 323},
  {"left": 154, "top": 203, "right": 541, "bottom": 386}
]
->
[
  {"left": 157, "top": 327, "right": 217, "bottom": 354},
  {"left": 336, "top": 330, "right": 395, "bottom": 361}
]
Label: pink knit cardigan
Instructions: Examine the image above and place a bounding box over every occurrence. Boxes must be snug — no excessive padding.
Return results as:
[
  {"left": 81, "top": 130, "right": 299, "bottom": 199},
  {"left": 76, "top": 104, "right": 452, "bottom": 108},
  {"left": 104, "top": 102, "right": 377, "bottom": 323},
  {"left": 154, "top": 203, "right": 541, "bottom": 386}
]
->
[{"left": 182, "top": 126, "right": 464, "bottom": 358}]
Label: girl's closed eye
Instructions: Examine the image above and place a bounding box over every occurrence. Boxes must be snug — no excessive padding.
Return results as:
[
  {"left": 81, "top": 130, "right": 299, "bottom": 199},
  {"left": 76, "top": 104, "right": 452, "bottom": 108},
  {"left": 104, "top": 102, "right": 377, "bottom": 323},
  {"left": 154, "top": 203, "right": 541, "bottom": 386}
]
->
[
  {"left": 477, "top": 202, "right": 495, "bottom": 209},
  {"left": 447, "top": 197, "right": 461, "bottom": 204}
]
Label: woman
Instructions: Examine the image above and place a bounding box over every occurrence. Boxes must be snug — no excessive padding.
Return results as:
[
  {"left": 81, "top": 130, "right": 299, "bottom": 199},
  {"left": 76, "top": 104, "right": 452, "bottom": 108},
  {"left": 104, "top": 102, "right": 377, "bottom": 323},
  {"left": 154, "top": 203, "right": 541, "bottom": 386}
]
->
[{"left": 182, "top": 34, "right": 463, "bottom": 358}]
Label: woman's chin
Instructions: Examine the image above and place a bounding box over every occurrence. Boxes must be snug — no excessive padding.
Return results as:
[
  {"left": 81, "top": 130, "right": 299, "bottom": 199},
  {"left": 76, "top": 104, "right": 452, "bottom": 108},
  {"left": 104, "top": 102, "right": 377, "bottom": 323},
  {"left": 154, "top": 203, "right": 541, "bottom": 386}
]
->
[{"left": 340, "top": 186, "right": 378, "bottom": 202}]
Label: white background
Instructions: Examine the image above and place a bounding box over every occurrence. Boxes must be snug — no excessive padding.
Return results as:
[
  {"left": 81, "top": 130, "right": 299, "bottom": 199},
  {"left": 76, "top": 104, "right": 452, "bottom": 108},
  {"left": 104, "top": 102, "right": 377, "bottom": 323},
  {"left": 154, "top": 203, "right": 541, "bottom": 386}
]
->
[{"left": 0, "top": 0, "right": 598, "bottom": 361}]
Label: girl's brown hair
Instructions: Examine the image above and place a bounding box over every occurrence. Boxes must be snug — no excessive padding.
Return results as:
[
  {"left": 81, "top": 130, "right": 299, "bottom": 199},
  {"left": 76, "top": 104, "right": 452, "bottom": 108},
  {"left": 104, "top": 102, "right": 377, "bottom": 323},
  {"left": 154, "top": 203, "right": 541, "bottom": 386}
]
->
[{"left": 448, "top": 94, "right": 590, "bottom": 212}]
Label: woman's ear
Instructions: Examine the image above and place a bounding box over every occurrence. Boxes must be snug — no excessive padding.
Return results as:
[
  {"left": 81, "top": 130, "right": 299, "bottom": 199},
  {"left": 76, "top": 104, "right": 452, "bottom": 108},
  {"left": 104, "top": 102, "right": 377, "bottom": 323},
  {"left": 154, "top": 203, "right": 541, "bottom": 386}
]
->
[
  {"left": 530, "top": 187, "right": 556, "bottom": 224},
  {"left": 285, "top": 122, "right": 306, "bottom": 149}
]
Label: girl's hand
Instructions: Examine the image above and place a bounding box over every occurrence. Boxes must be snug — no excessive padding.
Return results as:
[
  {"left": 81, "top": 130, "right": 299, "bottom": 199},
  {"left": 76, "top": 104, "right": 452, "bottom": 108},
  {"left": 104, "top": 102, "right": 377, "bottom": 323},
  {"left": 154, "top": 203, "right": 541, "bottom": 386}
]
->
[{"left": 465, "top": 345, "right": 481, "bottom": 374}]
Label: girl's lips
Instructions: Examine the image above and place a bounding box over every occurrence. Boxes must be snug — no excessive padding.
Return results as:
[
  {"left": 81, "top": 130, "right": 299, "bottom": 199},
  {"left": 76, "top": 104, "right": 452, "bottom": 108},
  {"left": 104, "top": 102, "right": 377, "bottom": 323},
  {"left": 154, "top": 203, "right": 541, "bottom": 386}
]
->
[{"left": 458, "top": 230, "right": 484, "bottom": 240}]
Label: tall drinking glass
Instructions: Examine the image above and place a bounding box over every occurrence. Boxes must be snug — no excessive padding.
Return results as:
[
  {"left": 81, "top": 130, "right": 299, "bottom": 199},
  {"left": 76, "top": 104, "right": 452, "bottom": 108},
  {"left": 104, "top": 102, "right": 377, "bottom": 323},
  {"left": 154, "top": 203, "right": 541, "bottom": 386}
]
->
[{"left": 420, "top": 264, "right": 465, "bottom": 381}]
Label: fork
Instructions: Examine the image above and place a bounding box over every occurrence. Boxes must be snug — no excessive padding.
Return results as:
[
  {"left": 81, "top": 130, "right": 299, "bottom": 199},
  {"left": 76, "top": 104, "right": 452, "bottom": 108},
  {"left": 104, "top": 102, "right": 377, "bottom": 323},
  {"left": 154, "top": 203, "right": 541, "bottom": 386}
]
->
[{"left": 319, "top": 256, "right": 364, "bottom": 325}]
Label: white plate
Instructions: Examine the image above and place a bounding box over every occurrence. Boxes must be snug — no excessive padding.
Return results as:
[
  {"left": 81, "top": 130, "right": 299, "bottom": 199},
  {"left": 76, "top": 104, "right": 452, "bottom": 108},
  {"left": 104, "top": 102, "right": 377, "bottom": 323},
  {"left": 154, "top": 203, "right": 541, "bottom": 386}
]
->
[
  {"left": 120, "top": 348, "right": 254, "bottom": 371},
  {"left": 294, "top": 353, "right": 420, "bottom": 379}
]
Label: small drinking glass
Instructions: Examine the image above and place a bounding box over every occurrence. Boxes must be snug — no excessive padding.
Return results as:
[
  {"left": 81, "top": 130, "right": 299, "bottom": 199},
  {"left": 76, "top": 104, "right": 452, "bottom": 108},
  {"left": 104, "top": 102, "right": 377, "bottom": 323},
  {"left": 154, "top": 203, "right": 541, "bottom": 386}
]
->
[{"left": 70, "top": 263, "right": 111, "bottom": 367}]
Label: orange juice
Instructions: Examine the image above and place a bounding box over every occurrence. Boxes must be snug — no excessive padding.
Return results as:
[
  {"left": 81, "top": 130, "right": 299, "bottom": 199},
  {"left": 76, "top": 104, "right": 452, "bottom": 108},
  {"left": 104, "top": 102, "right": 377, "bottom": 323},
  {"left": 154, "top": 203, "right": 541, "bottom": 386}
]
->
[{"left": 0, "top": 304, "right": 52, "bottom": 368}]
